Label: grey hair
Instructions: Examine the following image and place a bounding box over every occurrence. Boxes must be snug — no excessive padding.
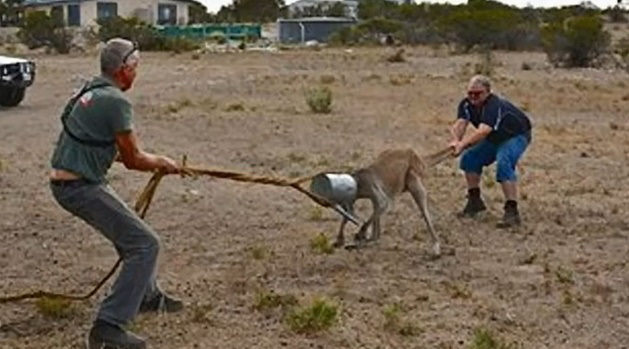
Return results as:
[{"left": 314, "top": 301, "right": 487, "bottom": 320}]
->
[
  {"left": 100, "top": 38, "right": 139, "bottom": 75},
  {"left": 469, "top": 74, "right": 492, "bottom": 91}
]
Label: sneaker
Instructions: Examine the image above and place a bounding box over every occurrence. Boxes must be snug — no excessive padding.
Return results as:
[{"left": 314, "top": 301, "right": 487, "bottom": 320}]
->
[
  {"left": 138, "top": 293, "right": 184, "bottom": 314},
  {"left": 86, "top": 320, "right": 146, "bottom": 349},
  {"left": 459, "top": 195, "right": 487, "bottom": 217},
  {"left": 497, "top": 201, "right": 521, "bottom": 228}
]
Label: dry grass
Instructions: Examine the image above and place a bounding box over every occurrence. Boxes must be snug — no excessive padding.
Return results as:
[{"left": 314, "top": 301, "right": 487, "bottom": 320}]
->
[{"left": 2, "top": 46, "right": 629, "bottom": 349}]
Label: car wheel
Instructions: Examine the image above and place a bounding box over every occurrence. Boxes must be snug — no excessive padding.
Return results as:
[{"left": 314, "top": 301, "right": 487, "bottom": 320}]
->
[{"left": 0, "top": 86, "right": 26, "bottom": 107}]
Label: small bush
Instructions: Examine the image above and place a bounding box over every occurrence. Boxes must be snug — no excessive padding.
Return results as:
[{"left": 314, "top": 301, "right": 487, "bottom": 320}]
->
[
  {"left": 606, "top": 5, "right": 627, "bottom": 23},
  {"left": 35, "top": 297, "right": 74, "bottom": 318},
  {"left": 249, "top": 245, "right": 269, "bottom": 260},
  {"left": 254, "top": 290, "right": 298, "bottom": 312},
  {"left": 474, "top": 47, "right": 495, "bottom": 76},
  {"left": 310, "top": 232, "right": 334, "bottom": 254},
  {"left": 97, "top": 16, "right": 199, "bottom": 52},
  {"left": 285, "top": 297, "right": 338, "bottom": 334},
  {"left": 541, "top": 14, "right": 610, "bottom": 68},
  {"left": 386, "top": 48, "right": 406, "bottom": 63},
  {"left": 17, "top": 11, "right": 73, "bottom": 54},
  {"left": 469, "top": 327, "right": 518, "bottom": 349},
  {"left": 305, "top": 86, "right": 333, "bottom": 114}
]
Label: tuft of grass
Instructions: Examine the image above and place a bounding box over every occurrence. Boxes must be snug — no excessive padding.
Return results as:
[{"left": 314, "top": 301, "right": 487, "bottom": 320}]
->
[
  {"left": 287, "top": 152, "right": 307, "bottom": 163},
  {"left": 469, "top": 327, "right": 518, "bottom": 349},
  {"left": 305, "top": 86, "right": 332, "bottom": 114},
  {"left": 320, "top": 75, "right": 336, "bottom": 84},
  {"left": 35, "top": 297, "right": 74, "bottom": 319},
  {"left": 555, "top": 266, "right": 574, "bottom": 284},
  {"left": 382, "top": 303, "right": 422, "bottom": 336},
  {"left": 191, "top": 302, "right": 213, "bottom": 323},
  {"left": 310, "top": 233, "right": 334, "bottom": 254},
  {"left": 308, "top": 206, "right": 325, "bottom": 221},
  {"left": 249, "top": 245, "right": 270, "bottom": 260},
  {"left": 225, "top": 102, "right": 246, "bottom": 112},
  {"left": 445, "top": 282, "right": 473, "bottom": 300},
  {"left": 285, "top": 297, "right": 338, "bottom": 334},
  {"left": 386, "top": 48, "right": 406, "bottom": 63},
  {"left": 166, "top": 98, "right": 193, "bottom": 114},
  {"left": 254, "top": 290, "right": 298, "bottom": 312},
  {"left": 474, "top": 47, "right": 495, "bottom": 77}
]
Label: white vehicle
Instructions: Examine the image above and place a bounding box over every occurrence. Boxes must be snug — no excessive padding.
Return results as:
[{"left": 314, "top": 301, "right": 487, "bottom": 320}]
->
[{"left": 0, "top": 55, "right": 36, "bottom": 107}]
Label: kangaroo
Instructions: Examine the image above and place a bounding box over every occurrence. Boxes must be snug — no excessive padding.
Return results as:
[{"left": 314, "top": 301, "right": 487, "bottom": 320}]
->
[{"left": 330, "top": 147, "right": 452, "bottom": 257}]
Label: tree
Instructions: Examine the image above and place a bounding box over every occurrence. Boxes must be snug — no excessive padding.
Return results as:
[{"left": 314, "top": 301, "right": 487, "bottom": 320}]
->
[
  {"left": 188, "top": 0, "right": 214, "bottom": 24},
  {"left": 0, "top": 0, "right": 23, "bottom": 27},
  {"left": 541, "top": 14, "right": 610, "bottom": 67},
  {"left": 218, "top": 0, "right": 286, "bottom": 23},
  {"left": 292, "top": 2, "right": 348, "bottom": 18}
]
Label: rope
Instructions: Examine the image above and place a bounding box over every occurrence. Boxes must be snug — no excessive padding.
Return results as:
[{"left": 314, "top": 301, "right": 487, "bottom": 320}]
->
[
  {"left": 0, "top": 161, "right": 338, "bottom": 304},
  {"left": 0, "top": 148, "right": 453, "bottom": 304}
]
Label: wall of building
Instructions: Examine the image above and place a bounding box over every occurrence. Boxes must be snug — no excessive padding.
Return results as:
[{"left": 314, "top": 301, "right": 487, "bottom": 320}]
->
[
  {"left": 278, "top": 20, "right": 355, "bottom": 44},
  {"left": 25, "top": 0, "right": 189, "bottom": 27}
]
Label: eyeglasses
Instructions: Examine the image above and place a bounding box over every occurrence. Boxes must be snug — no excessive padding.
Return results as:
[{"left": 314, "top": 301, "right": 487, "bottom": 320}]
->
[
  {"left": 122, "top": 40, "right": 139, "bottom": 64},
  {"left": 467, "top": 90, "right": 485, "bottom": 98}
]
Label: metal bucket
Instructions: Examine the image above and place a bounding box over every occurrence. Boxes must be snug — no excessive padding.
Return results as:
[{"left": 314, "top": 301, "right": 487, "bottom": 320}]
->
[{"left": 309, "top": 173, "right": 357, "bottom": 205}]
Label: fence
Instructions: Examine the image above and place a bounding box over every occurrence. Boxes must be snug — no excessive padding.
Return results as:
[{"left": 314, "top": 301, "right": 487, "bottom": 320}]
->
[{"left": 156, "top": 23, "right": 262, "bottom": 40}]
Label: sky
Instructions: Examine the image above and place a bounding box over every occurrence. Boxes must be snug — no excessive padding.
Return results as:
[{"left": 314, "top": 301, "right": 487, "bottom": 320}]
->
[{"left": 200, "top": 0, "right": 623, "bottom": 13}]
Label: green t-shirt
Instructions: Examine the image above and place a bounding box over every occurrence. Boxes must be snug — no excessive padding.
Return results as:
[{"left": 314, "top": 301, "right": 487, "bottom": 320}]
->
[{"left": 50, "top": 76, "right": 133, "bottom": 183}]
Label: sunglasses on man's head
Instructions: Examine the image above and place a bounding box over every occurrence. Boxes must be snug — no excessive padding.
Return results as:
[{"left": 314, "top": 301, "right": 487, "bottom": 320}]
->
[{"left": 122, "top": 41, "right": 139, "bottom": 64}]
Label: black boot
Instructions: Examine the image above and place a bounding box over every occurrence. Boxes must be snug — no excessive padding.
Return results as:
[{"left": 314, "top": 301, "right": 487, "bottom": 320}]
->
[
  {"left": 139, "top": 292, "right": 184, "bottom": 314},
  {"left": 460, "top": 188, "right": 487, "bottom": 217},
  {"left": 498, "top": 200, "right": 521, "bottom": 228},
  {"left": 86, "top": 320, "right": 146, "bottom": 349}
]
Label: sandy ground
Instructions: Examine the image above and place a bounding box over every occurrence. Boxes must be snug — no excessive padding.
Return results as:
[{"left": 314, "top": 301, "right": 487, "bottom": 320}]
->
[{"left": 1, "top": 46, "right": 629, "bottom": 349}]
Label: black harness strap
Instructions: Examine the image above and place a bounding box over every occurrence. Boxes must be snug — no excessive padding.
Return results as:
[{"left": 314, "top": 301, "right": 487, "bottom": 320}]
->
[{"left": 61, "top": 82, "right": 115, "bottom": 148}]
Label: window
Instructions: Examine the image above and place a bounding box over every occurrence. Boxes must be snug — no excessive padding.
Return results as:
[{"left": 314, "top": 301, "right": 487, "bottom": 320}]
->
[
  {"left": 97, "top": 2, "right": 118, "bottom": 20},
  {"left": 157, "top": 4, "right": 177, "bottom": 25},
  {"left": 67, "top": 4, "right": 80, "bottom": 26}
]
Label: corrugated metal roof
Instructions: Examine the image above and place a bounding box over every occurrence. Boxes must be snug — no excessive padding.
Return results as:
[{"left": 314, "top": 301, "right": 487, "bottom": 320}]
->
[{"left": 24, "top": 0, "right": 83, "bottom": 5}]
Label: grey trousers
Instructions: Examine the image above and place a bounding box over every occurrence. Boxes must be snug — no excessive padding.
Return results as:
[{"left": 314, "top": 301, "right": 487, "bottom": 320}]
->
[{"left": 50, "top": 179, "right": 161, "bottom": 327}]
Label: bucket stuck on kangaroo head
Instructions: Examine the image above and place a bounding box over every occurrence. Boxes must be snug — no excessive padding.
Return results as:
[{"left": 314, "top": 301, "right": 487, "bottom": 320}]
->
[
  {"left": 309, "top": 173, "right": 360, "bottom": 225},
  {"left": 309, "top": 173, "right": 357, "bottom": 205}
]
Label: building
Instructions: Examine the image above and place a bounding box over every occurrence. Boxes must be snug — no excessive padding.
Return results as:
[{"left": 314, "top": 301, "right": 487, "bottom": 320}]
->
[
  {"left": 22, "top": 0, "right": 194, "bottom": 27},
  {"left": 277, "top": 17, "right": 357, "bottom": 44},
  {"left": 286, "top": 0, "right": 413, "bottom": 19}
]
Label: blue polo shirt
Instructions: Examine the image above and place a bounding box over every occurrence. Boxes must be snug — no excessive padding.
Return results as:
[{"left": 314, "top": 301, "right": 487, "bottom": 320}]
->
[{"left": 457, "top": 94, "right": 532, "bottom": 144}]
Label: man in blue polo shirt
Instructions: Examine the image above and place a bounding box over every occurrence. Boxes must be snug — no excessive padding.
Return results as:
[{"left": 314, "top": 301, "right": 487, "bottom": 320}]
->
[{"left": 449, "top": 75, "right": 532, "bottom": 227}]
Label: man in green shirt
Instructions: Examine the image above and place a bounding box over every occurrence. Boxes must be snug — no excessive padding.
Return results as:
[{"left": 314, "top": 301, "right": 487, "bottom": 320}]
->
[{"left": 50, "top": 38, "right": 182, "bottom": 349}]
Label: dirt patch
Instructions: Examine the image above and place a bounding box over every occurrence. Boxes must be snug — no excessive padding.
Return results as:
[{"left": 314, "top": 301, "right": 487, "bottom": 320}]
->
[{"left": 1, "top": 47, "right": 629, "bottom": 349}]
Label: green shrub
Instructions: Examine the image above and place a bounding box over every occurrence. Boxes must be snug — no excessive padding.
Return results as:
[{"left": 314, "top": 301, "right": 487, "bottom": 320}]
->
[
  {"left": 310, "top": 232, "right": 334, "bottom": 254},
  {"left": 17, "top": 10, "right": 73, "bottom": 53},
  {"left": 469, "top": 327, "right": 518, "bottom": 349},
  {"left": 541, "top": 14, "right": 610, "bottom": 67},
  {"left": 96, "top": 16, "right": 199, "bottom": 52},
  {"left": 285, "top": 297, "right": 338, "bottom": 333},
  {"left": 35, "top": 297, "right": 74, "bottom": 318},
  {"left": 438, "top": 8, "right": 534, "bottom": 52},
  {"left": 305, "top": 86, "right": 332, "bottom": 114}
]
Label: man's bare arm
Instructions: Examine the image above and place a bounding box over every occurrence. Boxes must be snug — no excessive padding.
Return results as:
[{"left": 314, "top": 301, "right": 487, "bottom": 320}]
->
[
  {"left": 115, "top": 131, "right": 179, "bottom": 174},
  {"left": 450, "top": 119, "right": 469, "bottom": 141}
]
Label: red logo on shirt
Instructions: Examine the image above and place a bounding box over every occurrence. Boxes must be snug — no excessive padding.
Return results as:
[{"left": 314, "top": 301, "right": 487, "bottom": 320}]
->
[{"left": 79, "top": 92, "right": 94, "bottom": 107}]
